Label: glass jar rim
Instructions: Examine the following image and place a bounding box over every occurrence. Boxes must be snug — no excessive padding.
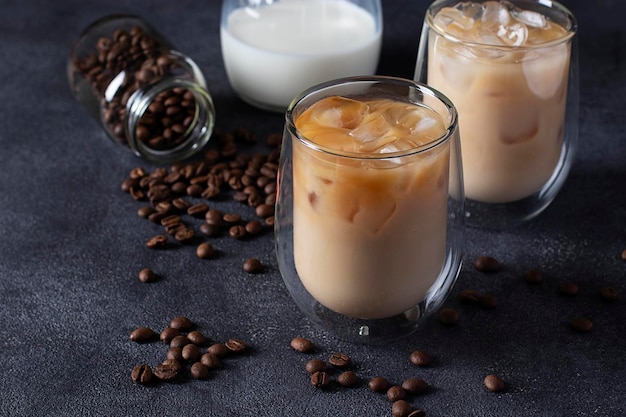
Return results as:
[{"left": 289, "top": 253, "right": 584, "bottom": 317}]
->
[{"left": 285, "top": 76, "right": 458, "bottom": 161}]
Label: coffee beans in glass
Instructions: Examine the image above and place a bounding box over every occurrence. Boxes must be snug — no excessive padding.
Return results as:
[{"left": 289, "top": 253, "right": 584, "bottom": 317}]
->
[
  {"left": 68, "top": 15, "right": 215, "bottom": 163},
  {"left": 275, "top": 76, "right": 465, "bottom": 343}
]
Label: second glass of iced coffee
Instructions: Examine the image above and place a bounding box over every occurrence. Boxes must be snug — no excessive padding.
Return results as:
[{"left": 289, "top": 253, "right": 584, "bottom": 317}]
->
[
  {"left": 415, "top": 0, "right": 578, "bottom": 229},
  {"left": 275, "top": 76, "right": 464, "bottom": 343}
]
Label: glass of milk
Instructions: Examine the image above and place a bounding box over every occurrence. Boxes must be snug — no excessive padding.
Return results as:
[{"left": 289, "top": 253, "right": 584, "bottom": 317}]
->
[
  {"left": 220, "top": 0, "right": 382, "bottom": 112},
  {"left": 415, "top": 0, "right": 578, "bottom": 229},
  {"left": 275, "top": 76, "right": 465, "bottom": 343}
]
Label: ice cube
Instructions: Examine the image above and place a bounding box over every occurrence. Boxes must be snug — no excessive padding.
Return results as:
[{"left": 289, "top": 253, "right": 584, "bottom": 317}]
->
[
  {"left": 434, "top": 6, "right": 476, "bottom": 33},
  {"left": 523, "top": 43, "right": 569, "bottom": 99},
  {"left": 497, "top": 22, "right": 528, "bottom": 46},
  {"left": 511, "top": 8, "right": 547, "bottom": 28},
  {"left": 481, "top": 1, "right": 511, "bottom": 26},
  {"left": 309, "top": 96, "right": 369, "bottom": 129},
  {"left": 351, "top": 113, "right": 393, "bottom": 151}
]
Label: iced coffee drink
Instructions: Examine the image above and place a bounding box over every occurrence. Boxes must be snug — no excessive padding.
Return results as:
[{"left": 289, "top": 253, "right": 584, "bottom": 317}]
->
[
  {"left": 292, "top": 95, "right": 451, "bottom": 319},
  {"left": 426, "top": 0, "right": 574, "bottom": 203}
]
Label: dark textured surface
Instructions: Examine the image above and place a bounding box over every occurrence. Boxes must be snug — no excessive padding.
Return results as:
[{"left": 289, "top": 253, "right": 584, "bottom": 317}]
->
[{"left": 1, "top": 1, "right": 625, "bottom": 416}]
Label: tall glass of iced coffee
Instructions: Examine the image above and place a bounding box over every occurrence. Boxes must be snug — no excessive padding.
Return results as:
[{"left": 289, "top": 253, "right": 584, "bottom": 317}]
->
[
  {"left": 415, "top": 0, "right": 578, "bottom": 229},
  {"left": 275, "top": 76, "right": 464, "bottom": 343}
]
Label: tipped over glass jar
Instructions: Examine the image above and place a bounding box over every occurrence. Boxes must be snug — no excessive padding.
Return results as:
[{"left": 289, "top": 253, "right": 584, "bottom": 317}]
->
[{"left": 68, "top": 15, "right": 215, "bottom": 164}]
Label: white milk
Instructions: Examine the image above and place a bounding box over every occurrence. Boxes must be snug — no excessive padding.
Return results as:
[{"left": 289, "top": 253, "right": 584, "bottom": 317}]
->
[{"left": 220, "top": 0, "right": 382, "bottom": 111}]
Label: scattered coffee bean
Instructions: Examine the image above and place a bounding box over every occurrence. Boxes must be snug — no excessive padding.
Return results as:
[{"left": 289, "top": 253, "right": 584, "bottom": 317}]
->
[
  {"left": 439, "top": 308, "right": 460, "bottom": 326},
  {"left": 137, "top": 206, "right": 155, "bottom": 218},
  {"left": 243, "top": 258, "right": 264, "bottom": 273},
  {"left": 410, "top": 350, "right": 431, "bottom": 367},
  {"left": 154, "top": 362, "right": 181, "bottom": 381},
  {"left": 369, "top": 376, "right": 391, "bottom": 393},
  {"left": 402, "top": 377, "right": 429, "bottom": 395},
  {"left": 311, "top": 371, "right": 331, "bottom": 388},
  {"left": 484, "top": 374, "right": 505, "bottom": 392},
  {"left": 131, "top": 364, "right": 152, "bottom": 385},
  {"left": 207, "top": 343, "right": 230, "bottom": 357},
  {"left": 558, "top": 281, "right": 579, "bottom": 296},
  {"left": 570, "top": 317, "right": 593, "bottom": 333},
  {"left": 387, "top": 385, "right": 406, "bottom": 402},
  {"left": 599, "top": 286, "right": 618, "bottom": 302},
  {"left": 160, "top": 327, "right": 180, "bottom": 344},
  {"left": 170, "top": 316, "right": 193, "bottom": 331},
  {"left": 255, "top": 203, "right": 274, "bottom": 218},
  {"left": 408, "top": 410, "right": 426, "bottom": 417},
  {"left": 138, "top": 268, "right": 158, "bottom": 283},
  {"left": 621, "top": 249, "right": 626, "bottom": 261},
  {"left": 190, "top": 362, "right": 210, "bottom": 380},
  {"left": 229, "top": 225, "right": 247, "bottom": 239},
  {"left": 459, "top": 289, "right": 480, "bottom": 304},
  {"left": 196, "top": 242, "right": 214, "bottom": 259},
  {"left": 161, "top": 358, "right": 183, "bottom": 373},
  {"left": 166, "top": 347, "right": 183, "bottom": 362},
  {"left": 129, "top": 326, "right": 156, "bottom": 343},
  {"left": 225, "top": 337, "right": 247, "bottom": 353},
  {"left": 328, "top": 352, "right": 351, "bottom": 368},
  {"left": 170, "top": 335, "right": 190, "bottom": 348},
  {"left": 187, "top": 330, "right": 208, "bottom": 346},
  {"left": 337, "top": 371, "right": 359, "bottom": 387},
  {"left": 245, "top": 220, "right": 264, "bottom": 235},
  {"left": 290, "top": 337, "right": 314, "bottom": 353},
  {"left": 525, "top": 268, "right": 543, "bottom": 284},
  {"left": 146, "top": 234, "right": 168, "bottom": 249},
  {"left": 182, "top": 343, "right": 202, "bottom": 363},
  {"left": 474, "top": 256, "right": 501, "bottom": 272},
  {"left": 187, "top": 203, "right": 209, "bottom": 217},
  {"left": 200, "top": 352, "right": 223, "bottom": 370},
  {"left": 479, "top": 293, "right": 498, "bottom": 309},
  {"left": 391, "top": 400, "right": 412, "bottom": 417},
  {"left": 223, "top": 213, "right": 242, "bottom": 224},
  {"left": 305, "top": 358, "right": 327, "bottom": 374}
]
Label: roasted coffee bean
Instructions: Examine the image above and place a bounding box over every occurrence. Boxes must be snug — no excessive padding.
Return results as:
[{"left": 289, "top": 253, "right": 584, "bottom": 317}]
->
[
  {"left": 409, "top": 350, "right": 431, "bottom": 367},
  {"left": 266, "top": 133, "right": 282, "bottom": 147},
  {"left": 337, "top": 371, "right": 359, "bottom": 387},
  {"left": 439, "top": 308, "right": 460, "bottom": 326},
  {"left": 525, "top": 268, "right": 543, "bottom": 284},
  {"left": 131, "top": 364, "right": 152, "bottom": 385},
  {"left": 223, "top": 213, "right": 242, "bottom": 224},
  {"left": 171, "top": 181, "right": 188, "bottom": 194},
  {"left": 474, "top": 256, "right": 501, "bottom": 272},
  {"left": 155, "top": 201, "right": 173, "bottom": 214},
  {"left": 479, "top": 293, "right": 498, "bottom": 309},
  {"left": 205, "top": 209, "right": 224, "bottom": 226},
  {"left": 196, "top": 242, "right": 214, "bottom": 259},
  {"left": 311, "top": 371, "right": 331, "bottom": 388},
  {"left": 255, "top": 203, "right": 274, "bottom": 218},
  {"left": 264, "top": 216, "right": 275, "bottom": 227},
  {"left": 161, "top": 359, "right": 183, "bottom": 373},
  {"left": 621, "top": 249, "right": 626, "bottom": 261},
  {"left": 459, "top": 289, "right": 480, "bottom": 304},
  {"left": 171, "top": 197, "right": 190, "bottom": 211},
  {"left": 160, "top": 327, "right": 180, "bottom": 344},
  {"left": 148, "top": 210, "right": 168, "bottom": 224},
  {"left": 137, "top": 205, "right": 155, "bottom": 218},
  {"left": 599, "top": 286, "right": 618, "bottom": 302},
  {"left": 391, "top": 400, "right": 412, "bottom": 417},
  {"left": 130, "top": 326, "right": 156, "bottom": 343},
  {"left": 305, "top": 358, "right": 327, "bottom": 374},
  {"left": 402, "top": 378, "right": 429, "bottom": 395},
  {"left": 191, "top": 362, "right": 210, "bottom": 380},
  {"left": 182, "top": 343, "right": 201, "bottom": 362},
  {"left": 558, "top": 281, "right": 579, "bottom": 296},
  {"left": 170, "top": 335, "right": 190, "bottom": 348},
  {"left": 199, "top": 222, "right": 222, "bottom": 237},
  {"left": 225, "top": 337, "right": 247, "bottom": 353},
  {"left": 187, "top": 203, "right": 209, "bottom": 217},
  {"left": 154, "top": 363, "right": 180, "bottom": 381},
  {"left": 245, "top": 220, "right": 263, "bottom": 235},
  {"left": 138, "top": 268, "right": 158, "bottom": 283},
  {"left": 570, "top": 317, "right": 593, "bottom": 333},
  {"left": 290, "top": 337, "right": 314, "bottom": 353},
  {"left": 146, "top": 234, "right": 168, "bottom": 249},
  {"left": 200, "top": 352, "right": 222, "bottom": 370},
  {"left": 229, "top": 225, "right": 247, "bottom": 239},
  {"left": 166, "top": 347, "right": 183, "bottom": 362},
  {"left": 407, "top": 409, "right": 426, "bottom": 417},
  {"left": 186, "top": 184, "right": 204, "bottom": 197},
  {"left": 170, "top": 316, "right": 193, "bottom": 331},
  {"left": 174, "top": 227, "right": 195, "bottom": 243},
  {"left": 369, "top": 376, "right": 391, "bottom": 393},
  {"left": 207, "top": 343, "right": 230, "bottom": 357},
  {"left": 243, "top": 258, "right": 263, "bottom": 273},
  {"left": 187, "top": 330, "right": 208, "bottom": 346},
  {"left": 484, "top": 374, "right": 505, "bottom": 392},
  {"left": 387, "top": 385, "right": 406, "bottom": 402},
  {"left": 329, "top": 352, "right": 351, "bottom": 368}
]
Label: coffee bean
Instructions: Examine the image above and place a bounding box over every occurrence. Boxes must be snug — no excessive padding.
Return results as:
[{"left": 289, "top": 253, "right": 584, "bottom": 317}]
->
[
  {"left": 161, "top": 359, "right": 183, "bottom": 373},
  {"left": 439, "top": 308, "right": 460, "bottom": 326},
  {"left": 138, "top": 268, "right": 158, "bottom": 283},
  {"left": 391, "top": 400, "right": 412, "bottom": 417},
  {"left": 369, "top": 376, "right": 391, "bottom": 393},
  {"left": 474, "top": 256, "right": 501, "bottom": 272},
  {"left": 174, "top": 227, "right": 195, "bottom": 243},
  {"left": 311, "top": 371, "right": 331, "bottom": 388},
  {"left": 191, "top": 362, "right": 210, "bottom": 380},
  {"left": 290, "top": 337, "right": 314, "bottom": 353},
  {"left": 137, "top": 205, "right": 155, "bottom": 218},
  {"left": 409, "top": 350, "right": 431, "bottom": 367},
  {"left": 196, "top": 242, "right": 214, "bottom": 259},
  {"left": 621, "top": 249, "right": 626, "bottom": 261},
  {"left": 187, "top": 203, "right": 209, "bottom": 217},
  {"left": 160, "top": 327, "right": 180, "bottom": 344},
  {"left": 599, "top": 286, "right": 618, "bottom": 302},
  {"left": 207, "top": 343, "right": 230, "bottom": 357},
  {"left": 305, "top": 358, "right": 327, "bottom": 374},
  {"left": 407, "top": 410, "right": 426, "bottom": 417},
  {"left": 255, "top": 203, "right": 274, "bottom": 218},
  {"left": 525, "top": 268, "right": 543, "bottom": 284},
  {"left": 484, "top": 374, "right": 505, "bottom": 392},
  {"left": 337, "top": 371, "right": 359, "bottom": 387},
  {"left": 146, "top": 234, "right": 168, "bottom": 249},
  {"left": 402, "top": 377, "right": 429, "bottom": 395},
  {"left": 170, "top": 316, "right": 193, "bottom": 331},
  {"left": 187, "top": 330, "right": 208, "bottom": 346},
  {"left": 223, "top": 213, "right": 242, "bottom": 224},
  {"left": 205, "top": 209, "right": 224, "bottom": 226},
  {"left": 166, "top": 347, "right": 183, "bottom": 362},
  {"left": 479, "top": 293, "right": 498, "bottom": 309},
  {"left": 170, "top": 335, "right": 190, "bottom": 348},
  {"left": 558, "top": 281, "right": 579, "bottom": 296},
  {"left": 328, "top": 352, "right": 351, "bottom": 368},
  {"left": 182, "top": 343, "right": 201, "bottom": 363},
  {"left": 229, "top": 225, "right": 247, "bottom": 239},
  {"left": 245, "top": 220, "right": 263, "bottom": 235},
  {"left": 130, "top": 326, "right": 156, "bottom": 343},
  {"left": 243, "top": 258, "right": 263, "bottom": 274},
  {"left": 200, "top": 352, "right": 222, "bottom": 370},
  {"left": 154, "top": 363, "right": 180, "bottom": 381},
  {"left": 131, "top": 364, "right": 152, "bottom": 385},
  {"left": 387, "top": 385, "right": 406, "bottom": 402},
  {"left": 570, "top": 317, "right": 593, "bottom": 333},
  {"left": 225, "top": 337, "right": 247, "bottom": 353},
  {"left": 459, "top": 289, "right": 480, "bottom": 304}
]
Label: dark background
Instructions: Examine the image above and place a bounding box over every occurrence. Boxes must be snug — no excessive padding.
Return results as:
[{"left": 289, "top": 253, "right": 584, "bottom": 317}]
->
[{"left": 1, "top": 0, "right": 625, "bottom": 416}]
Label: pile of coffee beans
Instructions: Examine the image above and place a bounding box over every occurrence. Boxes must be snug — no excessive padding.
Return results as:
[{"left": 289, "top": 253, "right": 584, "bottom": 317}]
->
[
  {"left": 71, "top": 24, "right": 199, "bottom": 150},
  {"left": 121, "top": 127, "right": 280, "bottom": 272},
  {"left": 130, "top": 315, "right": 250, "bottom": 385}
]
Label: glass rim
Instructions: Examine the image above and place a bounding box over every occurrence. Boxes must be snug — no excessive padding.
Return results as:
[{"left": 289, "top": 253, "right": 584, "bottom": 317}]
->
[
  {"left": 425, "top": 0, "right": 577, "bottom": 51},
  {"left": 285, "top": 76, "right": 458, "bottom": 161}
]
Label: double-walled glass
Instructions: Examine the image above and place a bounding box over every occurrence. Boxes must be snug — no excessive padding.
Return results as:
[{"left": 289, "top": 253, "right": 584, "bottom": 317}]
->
[
  {"left": 275, "top": 76, "right": 464, "bottom": 343},
  {"left": 415, "top": 0, "right": 578, "bottom": 229}
]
